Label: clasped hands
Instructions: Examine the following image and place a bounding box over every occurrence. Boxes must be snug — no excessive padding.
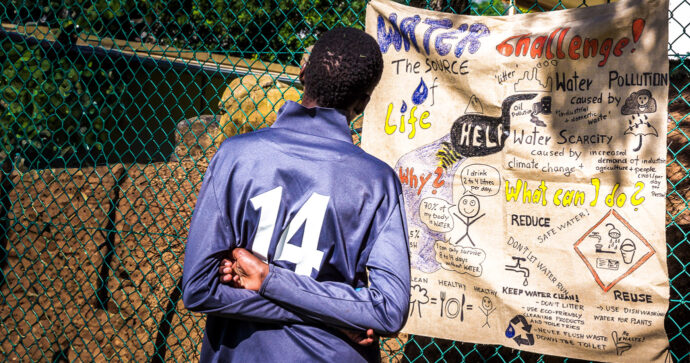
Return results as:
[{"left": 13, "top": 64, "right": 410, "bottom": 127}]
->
[{"left": 218, "top": 248, "right": 376, "bottom": 346}]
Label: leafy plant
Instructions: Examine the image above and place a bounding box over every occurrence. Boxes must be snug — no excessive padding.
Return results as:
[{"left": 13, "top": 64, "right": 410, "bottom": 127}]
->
[
  {"left": 3, "top": 0, "right": 367, "bottom": 65},
  {"left": 472, "top": 0, "right": 509, "bottom": 15},
  {"left": 0, "top": 36, "right": 124, "bottom": 169}
]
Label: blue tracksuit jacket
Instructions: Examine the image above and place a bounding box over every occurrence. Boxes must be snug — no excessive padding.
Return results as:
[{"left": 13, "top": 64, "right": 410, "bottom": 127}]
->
[{"left": 182, "top": 101, "right": 411, "bottom": 362}]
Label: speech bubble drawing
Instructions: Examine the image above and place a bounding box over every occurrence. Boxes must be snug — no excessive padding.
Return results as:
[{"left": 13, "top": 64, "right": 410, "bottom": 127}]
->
[
  {"left": 434, "top": 239, "right": 486, "bottom": 277},
  {"left": 419, "top": 197, "right": 455, "bottom": 233},
  {"left": 459, "top": 164, "right": 501, "bottom": 196}
]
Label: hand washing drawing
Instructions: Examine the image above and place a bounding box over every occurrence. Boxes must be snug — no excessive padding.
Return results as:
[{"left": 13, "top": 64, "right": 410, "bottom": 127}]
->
[
  {"left": 591, "top": 232, "right": 614, "bottom": 254},
  {"left": 593, "top": 230, "right": 620, "bottom": 271},
  {"left": 574, "top": 209, "right": 656, "bottom": 292}
]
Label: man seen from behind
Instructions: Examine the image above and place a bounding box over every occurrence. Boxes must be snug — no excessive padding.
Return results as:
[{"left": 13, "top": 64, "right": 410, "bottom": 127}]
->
[{"left": 182, "top": 27, "right": 411, "bottom": 362}]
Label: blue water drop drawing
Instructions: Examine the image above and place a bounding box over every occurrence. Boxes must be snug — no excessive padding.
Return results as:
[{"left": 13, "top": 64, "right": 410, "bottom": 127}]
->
[
  {"left": 411, "top": 78, "right": 428, "bottom": 105},
  {"left": 505, "top": 324, "right": 516, "bottom": 338},
  {"left": 400, "top": 100, "right": 408, "bottom": 113}
]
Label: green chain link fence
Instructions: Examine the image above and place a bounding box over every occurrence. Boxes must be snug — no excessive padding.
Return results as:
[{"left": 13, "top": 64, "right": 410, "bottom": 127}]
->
[{"left": 0, "top": 0, "right": 687, "bottom": 361}]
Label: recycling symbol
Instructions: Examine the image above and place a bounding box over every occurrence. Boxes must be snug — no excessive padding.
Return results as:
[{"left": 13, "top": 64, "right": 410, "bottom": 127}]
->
[{"left": 504, "top": 314, "right": 535, "bottom": 346}]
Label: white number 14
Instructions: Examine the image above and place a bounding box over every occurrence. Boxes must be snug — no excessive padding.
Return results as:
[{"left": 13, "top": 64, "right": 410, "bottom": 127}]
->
[{"left": 249, "top": 186, "right": 328, "bottom": 276}]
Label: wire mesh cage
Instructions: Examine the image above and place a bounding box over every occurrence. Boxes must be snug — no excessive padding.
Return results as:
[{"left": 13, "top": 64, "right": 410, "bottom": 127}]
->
[{"left": 0, "top": 0, "right": 688, "bottom": 361}]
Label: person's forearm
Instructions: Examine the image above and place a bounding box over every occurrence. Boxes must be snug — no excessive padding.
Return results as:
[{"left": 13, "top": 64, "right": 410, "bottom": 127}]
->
[
  {"left": 259, "top": 265, "right": 408, "bottom": 334},
  {"left": 183, "top": 272, "right": 312, "bottom": 324},
  {"left": 182, "top": 231, "right": 313, "bottom": 324}
]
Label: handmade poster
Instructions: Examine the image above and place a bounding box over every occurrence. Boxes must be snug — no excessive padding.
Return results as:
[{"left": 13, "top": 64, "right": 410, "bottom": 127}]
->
[{"left": 363, "top": 0, "right": 670, "bottom": 361}]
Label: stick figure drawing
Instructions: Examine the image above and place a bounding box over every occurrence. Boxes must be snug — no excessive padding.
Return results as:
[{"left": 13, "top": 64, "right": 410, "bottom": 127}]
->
[
  {"left": 479, "top": 296, "right": 496, "bottom": 328},
  {"left": 452, "top": 194, "right": 485, "bottom": 246}
]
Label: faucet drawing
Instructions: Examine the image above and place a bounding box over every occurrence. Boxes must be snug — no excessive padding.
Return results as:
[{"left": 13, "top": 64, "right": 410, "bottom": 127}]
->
[
  {"left": 505, "top": 256, "right": 530, "bottom": 286},
  {"left": 591, "top": 232, "right": 615, "bottom": 254}
]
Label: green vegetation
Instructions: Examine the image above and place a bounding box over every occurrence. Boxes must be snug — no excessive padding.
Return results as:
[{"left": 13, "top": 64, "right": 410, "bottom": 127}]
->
[
  {"left": 472, "top": 0, "right": 509, "bottom": 15},
  {"left": 0, "top": 37, "right": 123, "bottom": 168},
  {"left": 3, "top": 1, "right": 367, "bottom": 65}
]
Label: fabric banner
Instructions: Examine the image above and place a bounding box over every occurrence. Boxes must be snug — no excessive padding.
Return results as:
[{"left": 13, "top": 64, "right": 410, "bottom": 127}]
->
[{"left": 363, "top": 0, "right": 670, "bottom": 361}]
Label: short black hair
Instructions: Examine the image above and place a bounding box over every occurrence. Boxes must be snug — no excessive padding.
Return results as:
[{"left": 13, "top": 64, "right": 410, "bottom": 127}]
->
[{"left": 302, "top": 27, "right": 384, "bottom": 110}]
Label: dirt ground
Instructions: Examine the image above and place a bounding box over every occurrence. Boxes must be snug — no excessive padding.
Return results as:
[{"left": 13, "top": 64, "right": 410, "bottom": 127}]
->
[
  {"left": 1, "top": 166, "right": 124, "bottom": 361},
  {"left": 0, "top": 155, "right": 212, "bottom": 361}
]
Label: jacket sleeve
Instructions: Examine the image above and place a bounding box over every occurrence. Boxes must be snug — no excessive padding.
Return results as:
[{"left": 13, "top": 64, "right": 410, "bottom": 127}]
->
[
  {"left": 258, "top": 194, "right": 411, "bottom": 335},
  {"left": 181, "top": 159, "right": 310, "bottom": 324}
]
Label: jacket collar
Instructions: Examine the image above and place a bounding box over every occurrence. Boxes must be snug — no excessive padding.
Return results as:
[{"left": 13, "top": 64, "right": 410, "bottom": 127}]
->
[{"left": 271, "top": 101, "right": 353, "bottom": 144}]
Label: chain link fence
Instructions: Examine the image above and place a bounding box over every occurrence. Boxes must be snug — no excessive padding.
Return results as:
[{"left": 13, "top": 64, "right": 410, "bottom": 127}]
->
[{"left": 0, "top": 0, "right": 688, "bottom": 361}]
